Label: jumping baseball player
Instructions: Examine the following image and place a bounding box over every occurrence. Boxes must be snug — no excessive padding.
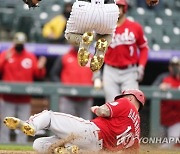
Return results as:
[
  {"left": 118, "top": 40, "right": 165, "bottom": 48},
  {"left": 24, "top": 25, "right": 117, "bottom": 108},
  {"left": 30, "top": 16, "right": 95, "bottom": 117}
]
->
[
  {"left": 22, "top": 0, "right": 159, "bottom": 72},
  {"left": 94, "top": 0, "right": 149, "bottom": 102},
  {"left": 4, "top": 89, "right": 145, "bottom": 153}
]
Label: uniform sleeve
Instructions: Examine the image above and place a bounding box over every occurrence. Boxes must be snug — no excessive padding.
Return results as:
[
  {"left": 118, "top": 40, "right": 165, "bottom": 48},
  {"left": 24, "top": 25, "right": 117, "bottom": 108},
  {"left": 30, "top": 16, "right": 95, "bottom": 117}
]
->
[
  {"left": 106, "top": 98, "right": 129, "bottom": 118},
  {"left": 136, "top": 23, "right": 149, "bottom": 67},
  {"left": 0, "top": 51, "right": 7, "bottom": 73}
]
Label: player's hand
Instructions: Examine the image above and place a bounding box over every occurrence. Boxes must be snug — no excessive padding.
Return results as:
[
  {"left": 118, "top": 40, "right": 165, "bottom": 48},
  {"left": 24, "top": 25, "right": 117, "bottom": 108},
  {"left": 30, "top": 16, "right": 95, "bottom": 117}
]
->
[
  {"left": 5, "top": 49, "right": 13, "bottom": 60},
  {"left": 38, "top": 56, "right": 47, "bottom": 69},
  {"left": 146, "top": 0, "right": 159, "bottom": 6},
  {"left": 137, "top": 65, "right": 144, "bottom": 82},
  {"left": 159, "top": 83, "right": 171, "bottom": 91},
  {"left": 94, "top": 78, "right": 103, "bottom": 90},
  {"left": 91, "top": 106, "right": 99, "bottom": 113}
]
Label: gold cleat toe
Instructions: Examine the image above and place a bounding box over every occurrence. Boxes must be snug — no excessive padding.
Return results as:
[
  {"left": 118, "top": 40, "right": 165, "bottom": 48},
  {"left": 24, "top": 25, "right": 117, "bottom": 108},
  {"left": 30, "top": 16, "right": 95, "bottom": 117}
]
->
[
  {"left": 22, "top": 123, "right": 35, "bottom": 136},
  {"left": 78, "top": 47, "right": 90, "bottom": 66},
  {"left": 54, "top": 147, "right": 69, "bottom": 154},
  {"left": 3, "top": 117, "right": 35, "bottom": 136},
  {"left": 3, "top": 117, "right": 20, "bottom": 129},
  {"left": 82, "top": 32, "right": 94, "bottom": 45},
  {"left": 71, "top": 145, "right": 79, "bottom": 154},
  {"left": 90, "top": 56, "right": 99, "bottom": 72},
  {"left": 96, "top": 38, "right": 108, "bottom": 51},
  {"left": 90, "top": 38, "right": 108, "bottom": 72}
]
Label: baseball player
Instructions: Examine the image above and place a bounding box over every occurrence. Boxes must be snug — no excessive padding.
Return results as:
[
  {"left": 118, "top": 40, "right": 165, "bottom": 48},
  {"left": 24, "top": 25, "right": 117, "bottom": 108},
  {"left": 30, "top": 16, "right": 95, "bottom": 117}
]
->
[
  {"left": 153, "top": 56, "right": 180, "bottom": 148},
  {"left": 94, "top": 0, "right": 149, "bottom": 102},
  {"left": 0, "top": 32, "right": 46, "bottom": 144},
  {"left": 22, "top": 0, "right": 159, "bottom": 72},
  {"left": 4, "top": 89, "right": 145, "bottom": 153}
]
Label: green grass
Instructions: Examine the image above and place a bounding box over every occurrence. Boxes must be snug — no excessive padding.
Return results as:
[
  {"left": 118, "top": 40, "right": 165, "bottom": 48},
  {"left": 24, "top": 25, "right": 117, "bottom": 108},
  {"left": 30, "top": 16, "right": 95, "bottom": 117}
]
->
[{"left": 0, "top": 144, "right": 33, "bottom": 151}]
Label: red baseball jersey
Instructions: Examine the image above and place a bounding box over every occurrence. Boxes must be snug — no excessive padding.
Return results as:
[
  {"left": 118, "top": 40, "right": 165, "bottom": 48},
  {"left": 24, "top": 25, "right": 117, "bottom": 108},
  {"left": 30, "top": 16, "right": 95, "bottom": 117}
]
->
[
  {"left": 92, "top": 98, "right": 140, "bottom": 151},
  {"left": 161, "top": 75, "right": 180, "bottom": 126},
  {"left": 0, "top": 47, "right": 46, "bottom": 103},
  {"left": 105, "top": 18, "right": 148, "bottom": 67},
  {"left": 61, "top": 48, "right": 93, "bottom": 85}
]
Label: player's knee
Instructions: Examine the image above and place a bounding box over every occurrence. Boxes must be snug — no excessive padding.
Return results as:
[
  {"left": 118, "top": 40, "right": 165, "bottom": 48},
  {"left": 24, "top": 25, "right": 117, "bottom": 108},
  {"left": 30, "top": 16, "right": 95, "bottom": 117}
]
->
[
  {"left": 33, "top": 138, "right": 48, "bottom": 153},
  {"left": 64, "top": 33, "right": 82, "bottom": 46}
]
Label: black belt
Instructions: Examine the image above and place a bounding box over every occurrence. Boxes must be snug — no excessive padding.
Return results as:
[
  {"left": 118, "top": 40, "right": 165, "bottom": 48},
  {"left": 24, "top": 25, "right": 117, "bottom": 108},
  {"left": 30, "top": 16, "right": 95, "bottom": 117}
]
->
[
  {"left": 110, "top": 64, "right": 137, "bottom": 70},
  {"left": 79, "top": 0, "right": 115, "bottom": 4}
]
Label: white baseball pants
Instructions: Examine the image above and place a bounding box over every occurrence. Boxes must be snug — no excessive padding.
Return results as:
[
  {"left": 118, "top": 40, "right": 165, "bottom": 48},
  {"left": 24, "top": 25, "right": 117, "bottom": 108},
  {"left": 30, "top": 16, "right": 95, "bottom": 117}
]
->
[
  {"left": 28, "top": 110, "right": 102, "bottom": 153},
  {"left": 65, "top": 0, "right": 119, "bottom": 35}
]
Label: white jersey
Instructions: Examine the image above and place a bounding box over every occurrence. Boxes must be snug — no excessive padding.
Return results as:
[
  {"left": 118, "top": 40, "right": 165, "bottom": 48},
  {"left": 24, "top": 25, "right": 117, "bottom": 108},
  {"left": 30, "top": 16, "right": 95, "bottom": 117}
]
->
[{"left": 65, "top": 0, "right": 119, "bottom": 35}]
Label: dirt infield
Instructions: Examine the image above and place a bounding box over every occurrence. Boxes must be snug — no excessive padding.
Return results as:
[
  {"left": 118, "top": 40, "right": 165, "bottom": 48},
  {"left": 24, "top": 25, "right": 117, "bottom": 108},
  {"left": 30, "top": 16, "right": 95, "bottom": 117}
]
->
[{"left": 0, "top": 148, "right": 180, "bottom": 154}]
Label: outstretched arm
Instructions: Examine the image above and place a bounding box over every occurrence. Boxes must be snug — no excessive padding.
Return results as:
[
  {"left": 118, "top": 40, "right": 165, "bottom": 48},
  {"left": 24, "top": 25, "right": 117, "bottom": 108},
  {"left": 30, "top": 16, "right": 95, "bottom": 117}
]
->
[{"left": 91, "top": 104, "right": 110, "bottom": 117}]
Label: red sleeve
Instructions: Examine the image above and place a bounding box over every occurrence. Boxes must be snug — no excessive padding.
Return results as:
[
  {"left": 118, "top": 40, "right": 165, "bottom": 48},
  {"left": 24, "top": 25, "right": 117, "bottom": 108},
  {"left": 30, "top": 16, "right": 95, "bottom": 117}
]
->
[
  {"left": 32, "top": 55, "right": 46, "bottom": 79},
  {"left": 106, "top": 98, "right": 129, "bottom": 118},
  {"left": 0, "top": 51, "right": 7, "bottom": 73},
  {"left": 136, "top": 23, "right": 149, "bottom": 67}
]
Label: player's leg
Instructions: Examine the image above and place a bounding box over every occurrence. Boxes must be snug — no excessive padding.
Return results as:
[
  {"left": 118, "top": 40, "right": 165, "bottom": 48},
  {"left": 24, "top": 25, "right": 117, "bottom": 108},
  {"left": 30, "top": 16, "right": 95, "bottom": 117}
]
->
[
  {"left": 64, "top": 33, "right": 82, "bottom": 46},
  {"left": 103, "top": 64, "right": 121, "bottom": 102},
  {"left": 16, "top": 103, "right": 31, "bottom": 144},
  {"left": 78, "top": 32, "right": 94, "bottom": 66},
  {"left": 4, "top": 110, "right": 101, "bottom": 151},
  {"left": 33, "top": 136, "right": 59, "bottom": 154},
  {"left": 65, "top": 32, "right": 94, "bottom": 67},
  {"left": 65, "top": 1, "right": 96, "bottom": 67},
  {"left": 3, "top": 110, "right": 51, "bottom": 136},
  {"left": 90, "top": 34, "right": 112, "bottom": 72},
  {"left": 0, "top": 102, "right": 16, "bottom": 143},
  {"left": 120, "top": 66, "right": 139, "bottom": 90}
]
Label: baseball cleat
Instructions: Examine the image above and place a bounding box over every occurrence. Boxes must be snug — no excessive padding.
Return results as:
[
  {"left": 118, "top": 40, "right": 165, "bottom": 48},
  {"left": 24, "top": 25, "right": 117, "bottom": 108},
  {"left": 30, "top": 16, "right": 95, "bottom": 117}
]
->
[
  {"left": 82, "top": 32, "right": 94, "bottom": 45},
  {"left": 78, "top": 32, "right": 94, "bottom": 66},
  {"left": 90, "top": 38, "right": 108, "bottom": 72},
  {"left": 3, "top": 117, "right": 35, "bottom": 136},
  {"left": 78, "top": 47, "right": 90, "bottom": 66},
  {"left": 54, "top": 145, "right": 79, "bottom": 154},
  {"left": 54, "top": 147, "right": 69, "bottom": 154}
]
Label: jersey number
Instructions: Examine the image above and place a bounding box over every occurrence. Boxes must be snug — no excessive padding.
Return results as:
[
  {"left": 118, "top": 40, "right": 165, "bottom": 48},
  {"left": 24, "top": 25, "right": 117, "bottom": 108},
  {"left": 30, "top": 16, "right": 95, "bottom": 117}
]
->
[
  {"left": 129, "top": 46, "right": 134, "bottom": 56},
  {"left": 116, "top": 126, "right": 134, "bottom": 148}
]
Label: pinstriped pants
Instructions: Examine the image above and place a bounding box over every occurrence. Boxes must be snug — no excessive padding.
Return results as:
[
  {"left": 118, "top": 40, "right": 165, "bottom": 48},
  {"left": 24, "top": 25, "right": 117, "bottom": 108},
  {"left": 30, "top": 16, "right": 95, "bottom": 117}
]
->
[{"left": 65, "top": 0, "right": 119, "bottom": 35}]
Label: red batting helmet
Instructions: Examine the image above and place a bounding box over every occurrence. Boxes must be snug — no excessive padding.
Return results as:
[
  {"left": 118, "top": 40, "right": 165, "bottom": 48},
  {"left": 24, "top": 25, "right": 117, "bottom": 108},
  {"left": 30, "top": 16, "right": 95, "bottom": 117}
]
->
[
  {"left": 114, "top": 89, "right": 146, "bottom": 106},
  {"left": 116, "top": 0, "right": 128, "bottom": 13}
]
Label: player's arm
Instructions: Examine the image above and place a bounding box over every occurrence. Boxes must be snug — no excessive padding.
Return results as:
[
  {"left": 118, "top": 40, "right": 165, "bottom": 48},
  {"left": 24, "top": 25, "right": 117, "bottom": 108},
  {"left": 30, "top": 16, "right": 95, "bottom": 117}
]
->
[{"left": 91, "top": 104, "right": 110, "bottom": 117}]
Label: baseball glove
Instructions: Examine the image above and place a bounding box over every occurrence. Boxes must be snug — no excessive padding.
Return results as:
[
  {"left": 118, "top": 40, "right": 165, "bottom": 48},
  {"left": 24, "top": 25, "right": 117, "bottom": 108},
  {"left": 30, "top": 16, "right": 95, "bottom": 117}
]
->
[
  {"left": 22, "top": 0, "right": 41, "bottom": 8},
  {"left": 146, "top": 0, "right": 159, "bottom": 6}
]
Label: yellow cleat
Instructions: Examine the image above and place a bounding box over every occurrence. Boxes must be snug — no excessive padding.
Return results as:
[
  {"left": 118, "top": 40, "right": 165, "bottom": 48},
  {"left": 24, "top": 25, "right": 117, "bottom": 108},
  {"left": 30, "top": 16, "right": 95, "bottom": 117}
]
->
[
  {"left": 3, "top": 117, "right": 35, "bottom": 136},
  {"left": 54, "top": 145, "right": 79, "bottom": 154},
  {"left": 82, "top": 32, "right": 94, "bottom": 45},
  {"left": 54, "top": 147, "right": 70, "bottom": 154},
  {"left": 70, "top": 145, "right": 79, "bottom": 154},
  {"left": 78, "top": 32, "right": 94, "bottom": 67},
  {"left": 96, "top": 38, "right": 108, "bottom": 52},
  {"left": 78, "top": 47, "right": 90, "bottom": 66},
  {"left": 90, "top": 38, "right": 108, "bottom": 72}
]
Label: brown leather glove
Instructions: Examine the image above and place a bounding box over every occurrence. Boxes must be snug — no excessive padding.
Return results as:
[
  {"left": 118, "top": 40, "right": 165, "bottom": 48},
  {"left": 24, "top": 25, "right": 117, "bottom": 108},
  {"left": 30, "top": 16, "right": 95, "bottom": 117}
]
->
[
  {"left": 146, "top": 0, "right": 159, "bottom": 6},
  {"left": 22, "top": 0, "right": 41, "bottom": 8}
]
